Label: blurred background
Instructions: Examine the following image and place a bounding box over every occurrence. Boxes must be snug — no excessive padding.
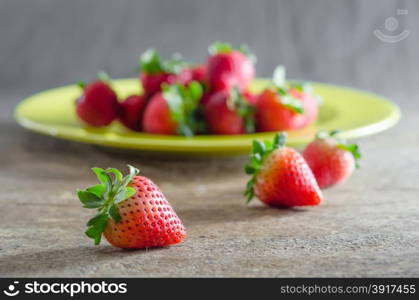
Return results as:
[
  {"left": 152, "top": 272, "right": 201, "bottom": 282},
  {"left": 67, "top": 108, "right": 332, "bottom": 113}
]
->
[{"left": 0, "top": 0, "right": 417, "bottom": 121}]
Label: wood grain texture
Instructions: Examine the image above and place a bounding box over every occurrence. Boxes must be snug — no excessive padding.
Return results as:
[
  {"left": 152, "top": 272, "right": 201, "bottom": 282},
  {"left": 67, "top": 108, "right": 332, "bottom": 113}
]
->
[{"left": 0, "top": 0, "right": 418, "bottom": 277}]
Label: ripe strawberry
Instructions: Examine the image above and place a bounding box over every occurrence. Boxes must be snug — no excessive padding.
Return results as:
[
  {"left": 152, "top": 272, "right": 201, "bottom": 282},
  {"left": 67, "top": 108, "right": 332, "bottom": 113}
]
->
[
  {"left": 142, "top": 82, "right": 204, "bottom": 136},
  {"left": 206, "top": 42, "right": 256, "bottom": 92},
  {"left": 119, "top": 95, "right": 147, "bottom": 131},
  {"left": 139, "top": 49, "right": 190, "bottom": 98},
  {"left": 242, "top": 90, "right": 258, "bottom": 106},
  {"left": 204, "top": 88, "right": 255, "bottom": 134},
  {"left": 255, "top": 65, "right": 320, "bottom": 132},
  {"left": 245, "top": 133, "right": 323, "bottom": 207},
  {"left": 77, "top": 166, "right": 185, "bottom": 249},
  {"left": 303, "top": 131, "right": 361, "bottom": 189},
  {"left": 142, "top": 92, "right": 177, "bottom": 135},
  {"left": 75, "top": 73, "right": 120, "bottom": 127},
  {"left": 189, "top": 64, "right": 207, "bottom": 83}
]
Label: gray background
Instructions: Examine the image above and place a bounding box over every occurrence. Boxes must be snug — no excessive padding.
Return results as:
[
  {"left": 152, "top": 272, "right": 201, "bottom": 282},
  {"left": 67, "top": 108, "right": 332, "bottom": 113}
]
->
[
  {"left": 1, "top": 0, "right": 418, "bottom": 114},
  {"left": 1, "top": 0, "right": 419, "bottom": 277}
]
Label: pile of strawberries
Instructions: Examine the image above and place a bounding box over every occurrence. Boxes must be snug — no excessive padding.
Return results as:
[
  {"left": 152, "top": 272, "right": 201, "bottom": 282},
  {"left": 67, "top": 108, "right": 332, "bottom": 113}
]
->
[{"left": 76, "top": 42, "right": 321, "bottom": 135}]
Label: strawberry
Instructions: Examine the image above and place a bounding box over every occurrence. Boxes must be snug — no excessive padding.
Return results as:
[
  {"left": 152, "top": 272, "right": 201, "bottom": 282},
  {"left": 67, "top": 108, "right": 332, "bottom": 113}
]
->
[
  {"left": 77, "top": 165, "right": 185, "bottom": 249},
  {"left": 206, "top": 42, "right": 256, "bottom": 92},
  {"left": 142, "top": 82, "right": 204, "bottom": 136},
  {"left": 303, "top": 130, "right": 361, "bottom": 189},
  {"left": 242, "top": 90, "right": 258, "bottom": 106},
  {"left": 244, "top": 133, "right": 323, "bottom": 207},
  {"left": 139, "top": 49, "right": 191, "bottom": 98},
  {"left": 255, "top": 65, "right": 320, "bottom": 132},
  {"left": 119, "top": 95, "right": 147, "bottom": 131},
  {"left": 204, "top": 88, "right": 255, "bottom": 134},
  {"left": 189, "top": 64, "right": 207, "bottom": 83},
  {"left": 75, "top": 73, "right": 120, "bottom": 127}
]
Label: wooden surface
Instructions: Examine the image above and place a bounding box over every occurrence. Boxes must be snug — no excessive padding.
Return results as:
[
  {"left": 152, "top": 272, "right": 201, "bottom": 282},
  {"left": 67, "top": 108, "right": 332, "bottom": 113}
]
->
[{"left": 1, "top": 0, "right": 418, "bottom": 277}]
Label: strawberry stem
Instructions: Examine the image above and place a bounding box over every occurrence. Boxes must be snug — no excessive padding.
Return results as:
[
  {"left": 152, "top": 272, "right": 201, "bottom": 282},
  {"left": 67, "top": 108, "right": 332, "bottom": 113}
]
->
[
  {"left": 227, "top": 87, "right": 255, "bottom": 133},
  {"left": 77, "top": 165, "right": 139, "bottom": 245},
  {"left": 162, "top": 81, "right": 204, "bottom": 137}
]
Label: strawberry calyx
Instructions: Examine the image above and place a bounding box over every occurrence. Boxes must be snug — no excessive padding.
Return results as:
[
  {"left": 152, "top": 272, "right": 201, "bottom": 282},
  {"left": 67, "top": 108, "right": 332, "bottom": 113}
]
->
[
  {"left": 162, "top": 81, "right": 204, "bottom": 136},
  {"left": 272, "top": 65, "right": 323, "bottom": 113},
  {"left": 226, "top": 87, "right": 256, "bottom": 133},
  {"left": 139, "top": 49, "right": 190, "bottom": 75},
  {"left": 316, "top": 130, "right": 362, "bottom": 168},
  {"left": 77, "top": 165, "right": 140, "bottom": 245},
  {"left": 244, "top": 132, "right": 287, "bottom": 203},
  {"left": 208, "top": 41, "right": 257, "bottom": 63}
]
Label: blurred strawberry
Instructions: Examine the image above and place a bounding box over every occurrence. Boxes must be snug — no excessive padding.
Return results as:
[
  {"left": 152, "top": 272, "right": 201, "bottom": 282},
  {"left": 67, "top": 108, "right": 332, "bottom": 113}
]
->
[
  {"left": 190, "top": 64, "right": 207, "bottom": 83},
  {"left": 255, "top": 65, "right": 320, "bottom": 132},
  {"left": 204, "top": 88, "right": 255, "bottom": 134},
  {"left": 76, "top": 72, "right": 120, "bottom": 127},
  {"left": 303, "top": 130, "right": 361, "bottom": 188},
  {"left": 142, "top": 81, "right": 204, "bottom": 135},
  {"left": 206, "top": 42, "right": 256, "bottom": 92},
  {"left": 139, "top": 49, "right": 190, "bottom": 98},
  {"left": 119, "top": 95, "right": 147, "bottom": 131}
]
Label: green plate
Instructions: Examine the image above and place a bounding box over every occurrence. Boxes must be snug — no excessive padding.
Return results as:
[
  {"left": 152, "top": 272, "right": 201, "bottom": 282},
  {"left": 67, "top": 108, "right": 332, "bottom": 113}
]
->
[{"left": 15, "top": 78, "right": 400, "bottom": 155}]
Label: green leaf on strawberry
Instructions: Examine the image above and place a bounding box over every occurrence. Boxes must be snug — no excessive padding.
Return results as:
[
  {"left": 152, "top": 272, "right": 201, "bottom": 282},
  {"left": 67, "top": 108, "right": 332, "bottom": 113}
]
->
[
  {"left": 272, "top": 65, "right": 325, "bottom": 114},
  {"left": 140, "top": 49, "right": 191, "bottom": 75},
  {"left": 140, "top": 49, "right": 165, "bottom": 74},
  {"left": 208, "top": 41, "right": 233, "bottom": 55},
  {"left": 244, "top": 132, "right": 288, "bottom": 203},
  {"left": 162, "top": 81, "right": 204, "bottom": 137},
  {"left": 77, "top": 165, "right": 140, "bottom": 245},
  {"left": 226, "top": 87, "right": 256, "bottom": 133},
  {"left": 163, "top": 53, "right": 191, "bottom": 74}
]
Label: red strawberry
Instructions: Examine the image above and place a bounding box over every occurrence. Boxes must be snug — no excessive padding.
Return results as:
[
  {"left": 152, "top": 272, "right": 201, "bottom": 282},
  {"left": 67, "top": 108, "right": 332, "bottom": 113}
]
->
[
  {"left": 77, "top": 166, "right": 185, "bottom": 249},
  {"left": 190, "top": 64, "right": 207, "bottom": 82},
  {"left": 140, "top": 72, "right": 176, "bottom": 98},
  {"left": 255, "top": 65, "right": 320, "bottom": 132},
  {"left": 245, "top": 133, "right": 323, "bottom": 207},
  {"left": 142, "top": 82, "right": 204, "bottom": 136},
  {"left": 303, "top": 131, "right": 361, "bottom": 188},
  {"left": 204, "top": 88, "right": 255, "bottom": 135},
  {"left": 242, "top": 90, "right": 258, "bottom": 106},
  {"left": 76, "top": 75, "right": 120, "bottom": 127},
  {"left": 142, "top": 92, "right": 177, "bottom": 135},
  {"left": 200, "top": 91, "right": 212, "bottom": 106},
  {"left": 206, "top": 42, "right": 255, "bottom": 92},
  {"left": 119, "top": 95, "right": 147, "bottom": 131},
  {"left": 139, "top": 49, "right": 190, "bottom": 98}
]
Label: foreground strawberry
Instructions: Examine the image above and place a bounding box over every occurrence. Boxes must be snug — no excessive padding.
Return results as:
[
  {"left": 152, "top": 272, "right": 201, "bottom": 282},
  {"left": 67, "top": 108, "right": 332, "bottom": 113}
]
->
[
  {"left": 76, "top": 73, "right": 120, "bottom": 127},
  {"left": 303, "top": 131, "right": 361, "bottom": 189},
  {"left": 142, "top": 82, "right": 204, "bottom": 135},
  {"left": 77, "top": 166, "right": 185, "bottom": 249},
  {"left": 204, "top": 88, "right": 255, "bottom": 134},
  {"left": 206, "top": 42, "right": 256, "bottom": 92},
  {"left": 255, "top": 65, "right": 320, "bottom": 132},
  {"left": 245, "top": 133, "right": 323, "bottom": 207},
  {"left": 119, "top": 95, "right": 147, "bottom": 131},
  {"left": 139, "top": 49, "right": 191, "bottom": 98}
]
